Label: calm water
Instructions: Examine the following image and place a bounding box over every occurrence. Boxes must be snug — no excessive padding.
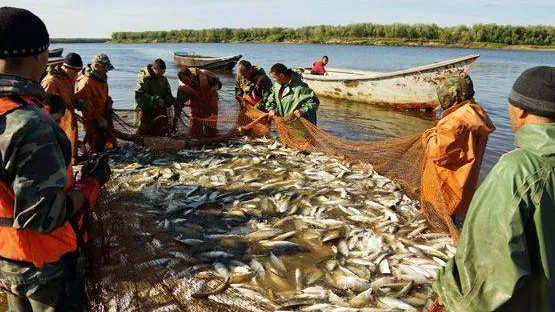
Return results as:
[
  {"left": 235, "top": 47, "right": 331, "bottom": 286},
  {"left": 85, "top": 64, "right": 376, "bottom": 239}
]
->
[{"left": 53, "top": 43, "right": 555, "bottom": 177}]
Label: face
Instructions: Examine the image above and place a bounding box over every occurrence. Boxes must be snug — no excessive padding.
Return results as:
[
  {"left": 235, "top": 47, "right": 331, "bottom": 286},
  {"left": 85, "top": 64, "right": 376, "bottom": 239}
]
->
[
  {"left": 93, "top": 63, "right": 106, "bottom": 75},
  {"left": 271, "top": 72, "right": 289, "bottom": 85},
  {"left": 62, "top": 65, "right": 80, "bottom": 80},
  {"left": 33, "top": 50, "right": 49, "bottom": 81},
  {"left": 239, "top": 66, "right": 250, "bottom": 79},
  {"left": 323, "top": 57, "right": 328, "bottom": 65},
  {"left": 152, "top": 65, "right": 165, "bottom": 77}
]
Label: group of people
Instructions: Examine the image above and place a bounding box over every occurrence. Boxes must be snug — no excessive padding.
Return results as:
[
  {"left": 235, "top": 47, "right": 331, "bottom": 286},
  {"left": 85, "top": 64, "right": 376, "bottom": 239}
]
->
[
  {"left": 418, "top": 68, "right": 555, "bottom": 311},
  {"left": 135, "top": 55, "right": 322, "bottom": 138},
  {"left": 0, "top": 5, "right": 554, "bottom": 312}
]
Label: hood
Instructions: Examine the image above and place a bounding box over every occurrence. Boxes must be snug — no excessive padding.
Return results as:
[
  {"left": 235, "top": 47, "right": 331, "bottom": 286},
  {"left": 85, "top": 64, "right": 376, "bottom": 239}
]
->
[
  {"left": 81, "top": 64, "right": 107, "bottom": 83},
  {"left": 45, "top": 64, "right": 67, "bottom": 77},
  {"left": 0, "top": 74, "right": 45, "bottom": 100},
  {"left": 515, "top": 123, "right": 555, "bottom": 163}
]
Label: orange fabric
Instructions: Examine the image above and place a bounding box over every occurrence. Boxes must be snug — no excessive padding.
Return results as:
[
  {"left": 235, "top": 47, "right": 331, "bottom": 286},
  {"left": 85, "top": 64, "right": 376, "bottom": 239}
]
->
[
  {"left": 0, "top": 97, "right": 77, "bottom": 267},
  {"left": 75, "top": 73, "right": 109, "bottom": 122},
  {"left": 421, "top": 100, "right": 495, "bottom": 217},
  {"left": 75, "top": 72, "right": 117, "bottom": 153},
  {"left": 242, "top": 94, "right": 261, "bottom": 106},
  {"left": 41, "top": 72, "right": 78, "bottom": 159}
]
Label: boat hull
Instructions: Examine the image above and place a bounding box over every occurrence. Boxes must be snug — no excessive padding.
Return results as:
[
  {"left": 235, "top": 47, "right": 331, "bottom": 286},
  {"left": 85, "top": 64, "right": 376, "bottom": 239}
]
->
[
  {"left": 173, "top": 53, "right": 242, "bottom": 70},
  {"left": 298, "top": 55, "right": 479, "bottom": 109}
]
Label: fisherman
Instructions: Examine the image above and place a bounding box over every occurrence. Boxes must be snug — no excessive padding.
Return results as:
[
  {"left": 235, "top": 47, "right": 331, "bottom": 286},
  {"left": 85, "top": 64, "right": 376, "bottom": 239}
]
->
[
  {"left": 0, "top": 7, "right": 111, "bottom": 311},
  {"left": 75, "top": 53, "right": 117, "bottom": 154},
  {"left": 432, "top": 66, "right": 555, "bottom": 311},
  {"left": 310, "top": 56, "right": 328, "bottom": 75},
  {"left": 175, "top": 66, "right": 222, "bottom": 137},
  {"left": 266, "top": 63, "right": 320, "bottom": 125},
  {"left": 421, "top": 74, "right": 495, "bottom": 232},
  {"left": 43, "top": 93, "right": 79, "bottom": 192},
  {"left": 41, "top": 52, "right": 83, "bottom": 159},
  {"left": 135, "top": 58, "right": 174, "bottom": 136},
  {"left": 235, "top": 60, "right": 272, "bottom": 110}
]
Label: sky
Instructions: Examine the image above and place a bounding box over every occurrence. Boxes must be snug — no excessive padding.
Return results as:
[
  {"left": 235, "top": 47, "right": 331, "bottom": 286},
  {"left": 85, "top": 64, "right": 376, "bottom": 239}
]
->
[{"left": 3, "top": 0, "right": 554, "bottom": 38}]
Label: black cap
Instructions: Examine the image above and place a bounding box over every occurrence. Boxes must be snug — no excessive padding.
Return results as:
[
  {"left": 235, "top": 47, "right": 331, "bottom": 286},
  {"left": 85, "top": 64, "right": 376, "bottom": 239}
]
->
[
  {"left": 0, "top": 7, "right": 50, "bottom": 58},
  {"left": 63, "top": 53, "right": 83, "bottom": 69},
  {"left": 509, "top": 66, "right": 555, "bottom": 118}
]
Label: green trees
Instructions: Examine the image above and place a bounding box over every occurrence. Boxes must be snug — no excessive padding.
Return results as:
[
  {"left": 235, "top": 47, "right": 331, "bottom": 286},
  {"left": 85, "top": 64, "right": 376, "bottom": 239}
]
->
[{"left": 110, "top": 23, "right": 555, "bottom": 46}]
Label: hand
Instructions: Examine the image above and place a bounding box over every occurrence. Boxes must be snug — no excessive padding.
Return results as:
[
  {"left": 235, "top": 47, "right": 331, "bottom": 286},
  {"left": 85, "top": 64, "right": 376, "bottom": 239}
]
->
[
  {"left": 268, "top": 109, "right": 277, "bottom": 117},
  {"left": 293, "top": 109, "right": 302, "bottom": 118},
  {"left": 96, "top": 117, "right": 108, "bottom": 129},
  {"left": 81, "top": 155, "right": 111, "bottom": 185}
]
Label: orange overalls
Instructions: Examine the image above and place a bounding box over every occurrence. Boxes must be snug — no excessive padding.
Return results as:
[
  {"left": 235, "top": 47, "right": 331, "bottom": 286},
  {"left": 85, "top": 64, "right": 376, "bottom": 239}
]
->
[
  {"left": 75, "top": 71, "right": 117, "bottom": 154},
  {"left": 421, "top": 100, "right": 495, "bottom": 228},
  {"left": 176, "top": 71, "right": 219, "bottom": 137}
]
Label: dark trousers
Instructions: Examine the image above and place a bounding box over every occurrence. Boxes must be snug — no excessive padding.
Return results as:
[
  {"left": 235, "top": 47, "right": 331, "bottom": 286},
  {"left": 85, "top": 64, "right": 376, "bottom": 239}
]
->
[{"left": 0, "top": 252, "right": 87, "bottom": 312}]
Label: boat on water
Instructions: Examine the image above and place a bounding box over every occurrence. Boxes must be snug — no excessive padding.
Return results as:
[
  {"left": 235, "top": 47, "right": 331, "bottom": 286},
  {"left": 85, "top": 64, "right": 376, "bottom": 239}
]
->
[
  {"left": 48, "top": 48, "right": 63, "bottom": 58},
  {"left": 173, "top": 53, "right": 242, "bottom": 70},
  {"left": 295, "top": 54, "right": 479, "bottom": 110}
]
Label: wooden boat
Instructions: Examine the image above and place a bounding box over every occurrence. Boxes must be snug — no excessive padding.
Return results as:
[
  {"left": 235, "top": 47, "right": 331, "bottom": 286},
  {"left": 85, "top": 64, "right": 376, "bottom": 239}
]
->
[
  {"left": 48, "top": 48, "right": 63, "bottom": 58},
  {"left": 296, "top": 54, "right": 479, "bottom": 110},
  {"left": 173, "top": 53, "right": 242, "bottom": 70}
]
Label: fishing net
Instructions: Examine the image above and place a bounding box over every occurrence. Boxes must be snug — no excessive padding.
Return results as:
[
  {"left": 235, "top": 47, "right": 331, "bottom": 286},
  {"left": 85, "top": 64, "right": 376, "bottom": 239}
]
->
[{"left": 84, "top": 90, "right": 459, "bottom": 311}]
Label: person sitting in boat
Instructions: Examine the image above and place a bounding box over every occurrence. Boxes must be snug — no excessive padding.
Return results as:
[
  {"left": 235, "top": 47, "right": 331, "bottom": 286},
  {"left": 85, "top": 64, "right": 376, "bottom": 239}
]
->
[
  {"left": 421, "top": 74, "right": 495, "bottom": 234},
  {"left": 310, "top": 56, "right": 328, "bottom": 75},
  {"left": 266, "top": 63, "right": 320, "bottom": 125},
  {"left": 175, "top": 66, "right": 221, "bottom": 137},
  {"left": 235, "top": 60, "right": 272, "bottom": 111},
  {"left": 135, "top": 58, "right": 175, "bottom": 136}
]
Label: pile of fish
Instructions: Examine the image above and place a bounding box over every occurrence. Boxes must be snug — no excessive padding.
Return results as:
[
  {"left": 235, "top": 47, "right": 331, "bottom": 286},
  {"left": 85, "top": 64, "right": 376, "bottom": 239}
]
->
[{"left": 97, "top": 137, "right": 454, "bottom": 312}]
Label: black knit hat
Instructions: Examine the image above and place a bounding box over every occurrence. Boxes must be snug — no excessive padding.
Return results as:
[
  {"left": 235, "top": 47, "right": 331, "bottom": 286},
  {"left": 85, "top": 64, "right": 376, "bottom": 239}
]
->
[
  {"left": 509, "top": 66, "right": 555, "bottom": 118},
  {"left": 63, "top": 53, "right": 83, "bottom": 69},
  {"left": 0, "top": 7, "right": 50, "bottom": 58}
]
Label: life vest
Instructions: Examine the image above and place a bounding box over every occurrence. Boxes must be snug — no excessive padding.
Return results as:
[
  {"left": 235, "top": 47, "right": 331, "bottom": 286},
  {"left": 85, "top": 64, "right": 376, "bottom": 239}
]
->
[{"left": 0, "top": 96, "right": 77, "bottom": 267}]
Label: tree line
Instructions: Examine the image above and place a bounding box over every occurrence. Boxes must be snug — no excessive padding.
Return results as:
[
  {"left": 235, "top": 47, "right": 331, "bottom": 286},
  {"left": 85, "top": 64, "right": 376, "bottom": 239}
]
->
[{"left": 111, "top": 23, "right": 555, "bottom": 46}]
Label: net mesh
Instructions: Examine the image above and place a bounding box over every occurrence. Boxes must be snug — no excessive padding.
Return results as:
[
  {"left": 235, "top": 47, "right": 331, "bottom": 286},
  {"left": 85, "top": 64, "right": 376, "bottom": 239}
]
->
[{"left": 86, "top": 93, "right": 458, "bottom": 311}]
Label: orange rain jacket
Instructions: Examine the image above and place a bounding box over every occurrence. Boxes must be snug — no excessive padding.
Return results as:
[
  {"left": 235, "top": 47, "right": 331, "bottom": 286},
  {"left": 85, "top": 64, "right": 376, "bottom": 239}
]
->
[
  {"left": 75, "top": 66, "right": 117, "bottom": 152},
  {"left": 42, "top": 66, "right": 77, "bottom": 189},
  {"left": 421, "top": 100, "right": 495, "bottom": 217},
  {"left": 41, "top": 66, "right": 78, "bottom": 159}
]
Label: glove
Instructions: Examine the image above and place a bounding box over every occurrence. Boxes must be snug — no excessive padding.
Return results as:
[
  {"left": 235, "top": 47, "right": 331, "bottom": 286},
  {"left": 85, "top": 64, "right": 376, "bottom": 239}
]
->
[
  {"left": 96, "top": 117, "right": 108, "bottom": 129},
  {"left": 75, "top": 99, "right": 85, "bottom": 111},
  {"left": 76, "top": 178, "right": 101, "bottom": 210},
  {"left": 81, "top": 155, "right": 111, "bottom": 185}
]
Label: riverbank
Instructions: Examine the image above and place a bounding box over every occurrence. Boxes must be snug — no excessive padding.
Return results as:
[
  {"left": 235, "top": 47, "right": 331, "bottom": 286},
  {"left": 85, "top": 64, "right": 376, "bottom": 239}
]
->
[{"left": 101, "top": 38, "right": 555, "bottom": 51}]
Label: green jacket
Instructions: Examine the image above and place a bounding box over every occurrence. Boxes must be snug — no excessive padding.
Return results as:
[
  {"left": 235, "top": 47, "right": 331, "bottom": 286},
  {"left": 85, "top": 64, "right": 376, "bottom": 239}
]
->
[
  {"left": 433, "top": 123, "right": 555, "bottom": 312},
  {"left": 135, "top": 65, "right": 172, "bottom": 112},
  {"left": 265, "top": 72, "right": 319, "bottom": 125}
]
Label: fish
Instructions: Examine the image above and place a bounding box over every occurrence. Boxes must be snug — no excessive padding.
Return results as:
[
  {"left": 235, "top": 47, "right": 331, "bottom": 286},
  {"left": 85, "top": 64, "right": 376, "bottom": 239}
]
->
[{"left": 101, "top": 137, "right": 457, "bottom": 311}]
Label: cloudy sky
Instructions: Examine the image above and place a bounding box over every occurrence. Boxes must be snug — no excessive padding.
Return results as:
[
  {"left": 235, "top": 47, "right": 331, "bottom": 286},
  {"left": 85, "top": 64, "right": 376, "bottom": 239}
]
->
[{"left": 4, "top": 0, "right": 554, "bottom": 38}]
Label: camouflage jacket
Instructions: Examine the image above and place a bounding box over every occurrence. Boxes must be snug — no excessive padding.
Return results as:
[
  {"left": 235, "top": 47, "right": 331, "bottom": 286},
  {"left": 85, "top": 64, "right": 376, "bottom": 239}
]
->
[
  {"left": 0, "top": 74, "right": 72, "bottom": 233},
  {"left": 235, "top": 66, "right": 273, "bottom": 106},
  {"left": 135, "top": 65, "right": 173, "bottom": 112}
]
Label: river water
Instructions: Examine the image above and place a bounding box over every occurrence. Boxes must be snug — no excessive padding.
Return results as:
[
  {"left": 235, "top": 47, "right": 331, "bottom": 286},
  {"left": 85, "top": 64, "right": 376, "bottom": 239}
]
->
[{"left": 52, "top": 43, "right": 555, "bottom": 177}]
